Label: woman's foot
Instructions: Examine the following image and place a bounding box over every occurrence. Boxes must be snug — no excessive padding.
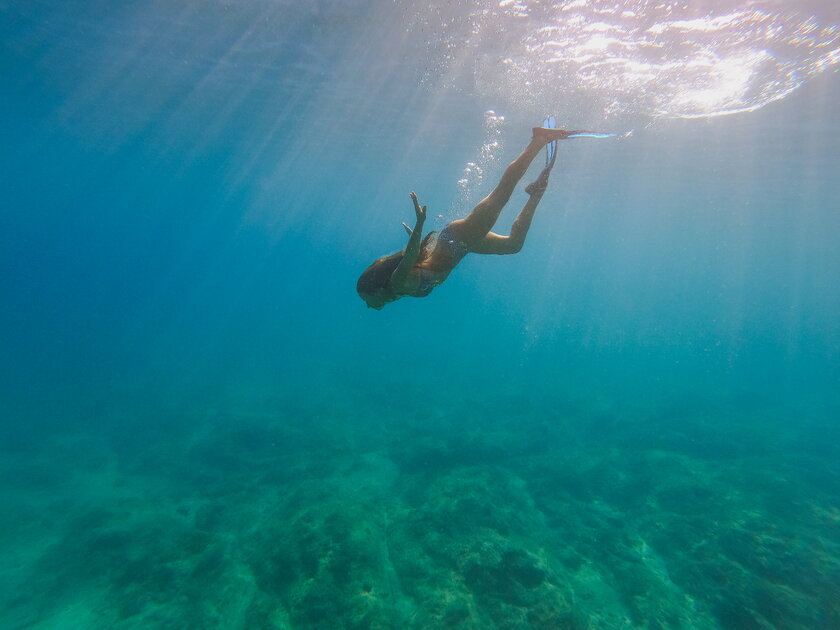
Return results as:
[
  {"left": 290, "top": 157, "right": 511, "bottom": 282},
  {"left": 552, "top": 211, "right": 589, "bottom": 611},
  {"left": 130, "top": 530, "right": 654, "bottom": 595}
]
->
[
  {"left": 525, "top": 166, "right": 551, "bottom": 196},
  {"left": 532, "top": 126, "right": 570, "bottom": 144}
]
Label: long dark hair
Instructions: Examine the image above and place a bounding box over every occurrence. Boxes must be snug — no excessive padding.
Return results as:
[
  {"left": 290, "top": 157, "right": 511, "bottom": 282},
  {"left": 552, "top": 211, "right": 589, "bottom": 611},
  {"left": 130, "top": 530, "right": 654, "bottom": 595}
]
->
[
  {"left": 356, "top": 233, "right": 435, "bottom": 298},
  {"left": 357, "top": 251, "right": 404, "bottom": 297}
]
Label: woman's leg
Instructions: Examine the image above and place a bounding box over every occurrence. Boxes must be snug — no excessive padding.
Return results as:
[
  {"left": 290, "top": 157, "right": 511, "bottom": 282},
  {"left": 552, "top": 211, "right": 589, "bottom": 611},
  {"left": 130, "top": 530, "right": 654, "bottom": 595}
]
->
[
  {"left": 447, "top": 127, "right": 568, "bottom": 246},
  {"left": 468, "top": 189, "right": 544, "bottom": 255}
]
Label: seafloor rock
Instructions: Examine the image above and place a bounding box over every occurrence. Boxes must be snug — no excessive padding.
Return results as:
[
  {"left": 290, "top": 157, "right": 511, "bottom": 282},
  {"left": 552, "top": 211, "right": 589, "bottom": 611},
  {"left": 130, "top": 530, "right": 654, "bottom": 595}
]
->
[
  {"left": 3, "top": 394, "right": 840, "bottom": 629},
  {"left": 386, "top": 465, "right": 578, "bottom": 629}
]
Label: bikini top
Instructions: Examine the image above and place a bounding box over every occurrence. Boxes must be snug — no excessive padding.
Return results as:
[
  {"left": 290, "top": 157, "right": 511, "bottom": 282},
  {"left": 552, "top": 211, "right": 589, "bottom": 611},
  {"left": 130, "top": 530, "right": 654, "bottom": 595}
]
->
[
  {"left": 414, "top": 267, "right": 440, "bottom": 297},
  {"left": 411, "top": 228, "right": 469, "bottom": 297}
]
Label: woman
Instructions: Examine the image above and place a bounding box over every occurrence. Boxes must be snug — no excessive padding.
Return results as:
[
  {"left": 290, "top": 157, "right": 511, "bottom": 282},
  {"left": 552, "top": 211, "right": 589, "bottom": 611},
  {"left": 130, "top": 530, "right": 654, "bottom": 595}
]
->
[{"left": 357, "top": 120, "right": 605, "bottom": 310}]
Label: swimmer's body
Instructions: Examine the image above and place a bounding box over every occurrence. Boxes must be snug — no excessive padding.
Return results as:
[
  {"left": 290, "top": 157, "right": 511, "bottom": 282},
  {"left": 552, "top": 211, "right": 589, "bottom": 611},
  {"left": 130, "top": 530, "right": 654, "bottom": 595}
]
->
[{"left": 357, "top": 123, "right": 603, "bottom": 310}]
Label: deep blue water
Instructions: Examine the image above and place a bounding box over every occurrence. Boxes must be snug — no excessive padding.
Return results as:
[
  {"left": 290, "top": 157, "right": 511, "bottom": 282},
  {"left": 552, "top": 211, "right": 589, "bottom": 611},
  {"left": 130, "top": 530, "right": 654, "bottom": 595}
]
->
[{"left": 2, "top": 1, "right": 839, "bottom": 628}]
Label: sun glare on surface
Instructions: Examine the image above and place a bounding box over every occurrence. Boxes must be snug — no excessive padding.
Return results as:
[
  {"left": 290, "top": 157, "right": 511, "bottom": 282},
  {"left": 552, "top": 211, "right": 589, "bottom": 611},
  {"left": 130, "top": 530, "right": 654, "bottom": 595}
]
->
[{"left": 408, "top": 0, "right": 840, "bottom": 121}]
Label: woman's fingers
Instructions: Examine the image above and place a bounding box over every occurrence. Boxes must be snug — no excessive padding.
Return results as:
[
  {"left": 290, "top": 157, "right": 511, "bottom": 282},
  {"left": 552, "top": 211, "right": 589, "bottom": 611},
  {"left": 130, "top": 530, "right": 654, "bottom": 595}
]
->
[{"left": 409, "top": 192, "right": 426, "bottom": 222}]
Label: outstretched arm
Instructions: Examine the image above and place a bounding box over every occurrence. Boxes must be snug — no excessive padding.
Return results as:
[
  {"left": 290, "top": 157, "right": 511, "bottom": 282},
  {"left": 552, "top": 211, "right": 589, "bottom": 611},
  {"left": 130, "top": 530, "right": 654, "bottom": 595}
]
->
[{"left": 390, "top": 192, "right": 427, "bottom": 288}]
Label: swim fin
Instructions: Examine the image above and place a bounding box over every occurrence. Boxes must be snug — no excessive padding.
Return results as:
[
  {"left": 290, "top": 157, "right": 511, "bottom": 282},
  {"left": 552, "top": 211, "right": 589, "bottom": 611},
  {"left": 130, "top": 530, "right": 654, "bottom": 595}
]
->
[
  {"left": 567, "top": 131, "right": 617, "bottom": 139},
  {"left": 545, "top": 115, "right": 558, "bottom": 170},
  {"left": 525, "top": 115, "right": 559, "bottom": 195}
]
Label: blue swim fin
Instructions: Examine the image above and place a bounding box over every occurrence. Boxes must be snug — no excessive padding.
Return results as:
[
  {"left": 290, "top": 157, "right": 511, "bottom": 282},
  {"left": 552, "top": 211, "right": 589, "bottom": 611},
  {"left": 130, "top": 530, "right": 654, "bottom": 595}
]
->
[
  {"left": 525, "top": 115, "right": 559, "bottom": 195},
  {"left": 544, "top": 115, "right": 558, "bottom": 169},
  {"left": 567, "top": 131, "right": 617, "bottom": 139}
]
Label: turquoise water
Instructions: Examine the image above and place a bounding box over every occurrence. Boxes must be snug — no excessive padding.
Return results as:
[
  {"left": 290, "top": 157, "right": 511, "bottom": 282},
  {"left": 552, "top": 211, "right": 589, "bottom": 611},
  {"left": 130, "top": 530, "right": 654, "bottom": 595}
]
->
[{"left": 2, "top": 1, "right": 839, "bottom": 628}]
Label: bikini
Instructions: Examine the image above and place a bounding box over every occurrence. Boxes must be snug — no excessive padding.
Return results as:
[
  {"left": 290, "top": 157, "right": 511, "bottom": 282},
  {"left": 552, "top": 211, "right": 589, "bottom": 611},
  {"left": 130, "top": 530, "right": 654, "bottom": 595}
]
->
[{"left": 414, "top": 226, "right": 469, "bottom": 297}]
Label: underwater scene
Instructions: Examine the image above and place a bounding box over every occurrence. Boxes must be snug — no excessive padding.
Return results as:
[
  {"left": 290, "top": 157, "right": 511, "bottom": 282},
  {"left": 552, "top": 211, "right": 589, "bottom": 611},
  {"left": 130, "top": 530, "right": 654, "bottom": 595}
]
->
[{"left": 2, "top": 1, "right": 839, "bottom": 628}]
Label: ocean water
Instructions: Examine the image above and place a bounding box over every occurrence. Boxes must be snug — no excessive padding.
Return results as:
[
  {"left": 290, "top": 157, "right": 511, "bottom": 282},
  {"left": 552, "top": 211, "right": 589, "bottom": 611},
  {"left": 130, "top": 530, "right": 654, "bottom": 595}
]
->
[{"left": 1, "top": 1, "right": 839, "bottom": 628}]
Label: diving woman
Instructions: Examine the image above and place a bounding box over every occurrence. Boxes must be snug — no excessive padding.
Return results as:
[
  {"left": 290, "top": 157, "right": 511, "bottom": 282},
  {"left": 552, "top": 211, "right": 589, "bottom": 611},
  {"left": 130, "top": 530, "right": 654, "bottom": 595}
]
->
[{"left": 357, "top": 118, "right": 611, "bottom": 310}]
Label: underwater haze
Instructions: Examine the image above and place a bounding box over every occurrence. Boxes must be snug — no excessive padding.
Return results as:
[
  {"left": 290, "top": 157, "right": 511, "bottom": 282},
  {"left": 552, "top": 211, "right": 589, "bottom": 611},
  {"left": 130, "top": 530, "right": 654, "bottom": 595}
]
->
[{"left": 2, "top": 1, "right": 840, "bottom": 628}]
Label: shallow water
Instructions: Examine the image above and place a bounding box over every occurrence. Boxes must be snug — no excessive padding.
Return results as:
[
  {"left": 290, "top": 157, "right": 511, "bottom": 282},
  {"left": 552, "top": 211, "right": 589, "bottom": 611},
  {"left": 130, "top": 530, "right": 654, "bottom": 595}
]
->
[{"left": 2, "top": 1, "right": 839, "bottom": 629}]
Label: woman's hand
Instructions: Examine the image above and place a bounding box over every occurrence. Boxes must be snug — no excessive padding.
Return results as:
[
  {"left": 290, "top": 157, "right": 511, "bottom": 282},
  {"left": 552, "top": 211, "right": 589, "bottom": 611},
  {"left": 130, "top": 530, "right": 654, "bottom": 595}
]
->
[
  {"left": 410, "top": 191, "right": 427, "bottom": 226},
  {"left": 391, "top": 192, "right": 428, "bottom": 289}
]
